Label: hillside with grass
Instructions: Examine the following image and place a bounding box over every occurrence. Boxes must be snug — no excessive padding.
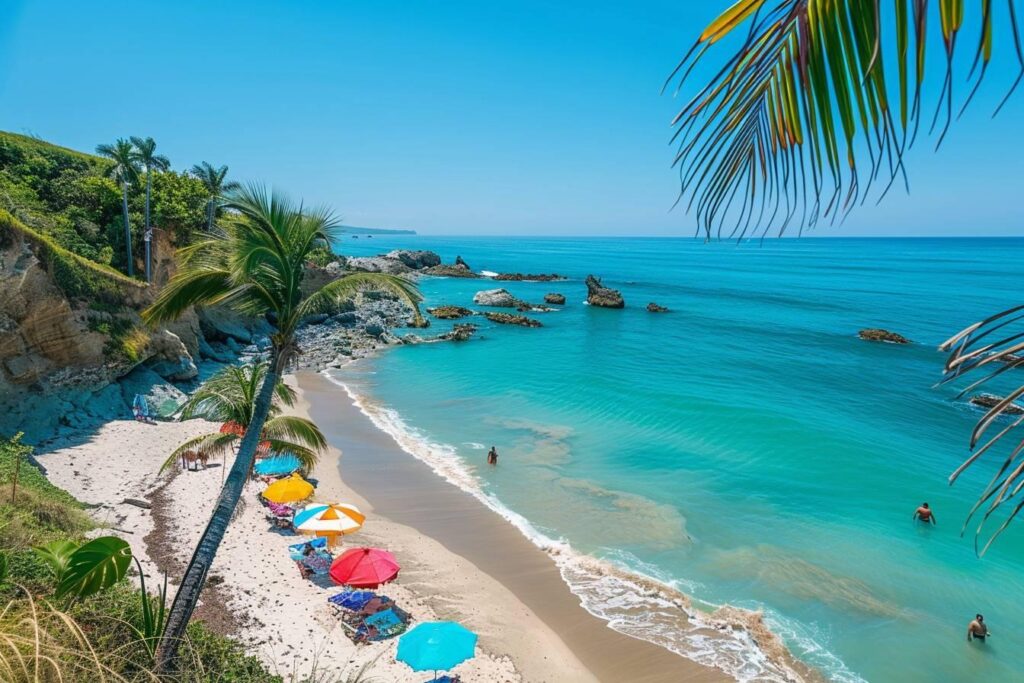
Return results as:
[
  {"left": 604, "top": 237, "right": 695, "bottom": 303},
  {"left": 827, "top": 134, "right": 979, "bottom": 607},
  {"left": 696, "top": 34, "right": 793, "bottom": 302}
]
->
[{"left": 0, "top": 434, "right": 280, "bottom": 682}]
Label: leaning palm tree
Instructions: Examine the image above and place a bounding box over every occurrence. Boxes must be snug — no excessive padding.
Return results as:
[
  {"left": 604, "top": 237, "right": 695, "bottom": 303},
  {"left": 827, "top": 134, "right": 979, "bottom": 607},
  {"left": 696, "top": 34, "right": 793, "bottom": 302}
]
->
[
  {"left": 96, "top": 139, "right": 141, "bottom": 276},
  {"left": 142, "top": 182, "right": 421, "bottom": 671},
  {"left": 130, "top": 136, "right": 171, "bottom": 283},
  {"left": 164, "top": 363, "right": 326, "bottom": 473},
  {"left": 673, "top": 1, "right": 1022, "bottom": 549},
  {"left": 190, "top": 162, "right": 240, "bottom": 232}
]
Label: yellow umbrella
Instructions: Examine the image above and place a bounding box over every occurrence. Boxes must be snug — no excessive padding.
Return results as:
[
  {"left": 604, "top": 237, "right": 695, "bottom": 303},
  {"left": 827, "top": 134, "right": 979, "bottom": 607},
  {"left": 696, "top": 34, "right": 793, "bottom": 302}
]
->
[{"left": 262, "top": 473, "right": 314, "bottom": 504}]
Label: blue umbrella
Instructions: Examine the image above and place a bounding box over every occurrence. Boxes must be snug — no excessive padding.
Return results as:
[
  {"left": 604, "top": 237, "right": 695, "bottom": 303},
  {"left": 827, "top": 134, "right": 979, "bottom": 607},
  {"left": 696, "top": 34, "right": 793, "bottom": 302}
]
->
[
  {"left": 254, "top": 454, "right": 301, "bottom": 476},
  {"left": 397, "top": 621, "right": 477, "bottom": 675}
]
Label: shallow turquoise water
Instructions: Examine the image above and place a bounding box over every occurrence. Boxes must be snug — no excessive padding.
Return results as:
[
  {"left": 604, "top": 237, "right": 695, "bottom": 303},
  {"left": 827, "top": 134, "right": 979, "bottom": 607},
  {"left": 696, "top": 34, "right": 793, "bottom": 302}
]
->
[{"left": 334, "top": 236, "right": 1023, "bottom": 681}]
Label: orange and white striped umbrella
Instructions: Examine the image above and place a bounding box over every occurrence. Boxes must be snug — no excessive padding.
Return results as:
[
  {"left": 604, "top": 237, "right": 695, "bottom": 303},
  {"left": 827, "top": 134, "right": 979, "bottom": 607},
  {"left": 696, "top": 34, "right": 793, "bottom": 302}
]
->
[{"left": 294, "top": 503, "right": 366, "bottom": 539}]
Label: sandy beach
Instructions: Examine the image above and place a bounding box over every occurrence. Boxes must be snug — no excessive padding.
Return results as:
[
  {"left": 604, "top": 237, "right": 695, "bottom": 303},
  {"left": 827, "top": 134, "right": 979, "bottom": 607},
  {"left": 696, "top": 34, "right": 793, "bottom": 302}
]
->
[{"left": 35, "top": 372, "right": 725, "bottom": 682}]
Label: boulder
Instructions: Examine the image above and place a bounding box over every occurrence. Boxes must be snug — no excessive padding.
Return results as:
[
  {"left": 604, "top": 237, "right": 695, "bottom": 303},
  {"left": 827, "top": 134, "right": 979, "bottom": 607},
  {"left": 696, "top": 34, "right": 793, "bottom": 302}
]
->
[
  {"left": 493, "top": 273, "right": 564, "bottom": 281},
  {"left": 646, "top": 302, "right": 670, "bottom": 313},
  {"left": 407, "top": 315, "right": 430, "bottom": 329},
  {"left": 118, "top": 365, "right": 188, "bottom": 419},
  {"left": 427, "top": 306, "right": 476, "bottom": 320},
  {"left": 198, "top": 307, "right": 253, "bottom": 344},
  {"left": 455, "top": 255, "right": 471, "bottom": 270},
  {"left": 345, "top": 256, "right": 412, "bottom": 275},
  {"left": 970, "top": 393, "right": 1024, "bottom": 415},
  {"left": 544, "top": 293, "right": 566, "bottom": 305},
  {"left": 384, "top": 249, "right": 442, "bottom": 269},
  {"left": 585, "top": 275, "right": 624, "bottom": 308},
  {"left": 858, "top": 328, "right": 911, "bottom": 344},
  {"left": 473, "top": 289, "right": 525, "bottom": 308},
  {"left": 364, "top": 322, "right": 387, "bottom": 338},
  {"left": 483, "top": 312, "right": 542, "bottom": 328}
]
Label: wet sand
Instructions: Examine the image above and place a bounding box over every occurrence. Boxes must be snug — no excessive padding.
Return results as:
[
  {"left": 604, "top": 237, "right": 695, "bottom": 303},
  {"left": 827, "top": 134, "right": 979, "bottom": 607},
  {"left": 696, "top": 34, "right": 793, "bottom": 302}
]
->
[{"left": 299, "top": 371, "right": 725, "bottom": 683}]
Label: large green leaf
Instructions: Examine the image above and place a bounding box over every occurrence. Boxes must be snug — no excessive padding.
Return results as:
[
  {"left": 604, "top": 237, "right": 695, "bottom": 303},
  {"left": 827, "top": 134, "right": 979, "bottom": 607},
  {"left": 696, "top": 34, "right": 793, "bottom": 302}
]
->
[
  {"left": 33, "top": 539, "right": 79, "bottom": 580},
  {"left": 55, "top": 536, "right": 132, "bottom": 599}
]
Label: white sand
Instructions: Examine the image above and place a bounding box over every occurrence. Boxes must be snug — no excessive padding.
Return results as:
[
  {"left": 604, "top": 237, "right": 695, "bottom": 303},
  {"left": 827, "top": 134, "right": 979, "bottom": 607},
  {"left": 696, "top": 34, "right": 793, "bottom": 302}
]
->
[{"left": 36, "top": 377, "right": 596, "bottom": 683}]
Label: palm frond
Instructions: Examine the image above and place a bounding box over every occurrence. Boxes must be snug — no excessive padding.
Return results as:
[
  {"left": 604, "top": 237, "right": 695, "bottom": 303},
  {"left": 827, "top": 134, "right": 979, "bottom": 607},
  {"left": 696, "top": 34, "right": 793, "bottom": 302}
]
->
[
  {"left": 162, "top": 433, "right": 237, "bottom": 472},
  {"left": 262, "top": 415, "right": 328, "bottom": 452},
  {"left": 938, "top": 305, "right": 1024, "bottom": 554},
  {"left": 263, "top": 439, "right": 320, "bottom": 471},
  {"left": 669, "top": 0, "right": 1023, "bottom": 239}
]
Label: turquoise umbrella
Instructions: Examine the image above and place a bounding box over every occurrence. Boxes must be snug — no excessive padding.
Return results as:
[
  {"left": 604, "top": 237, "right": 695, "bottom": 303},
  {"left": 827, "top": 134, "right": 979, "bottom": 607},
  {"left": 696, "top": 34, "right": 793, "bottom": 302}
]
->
[
  {"left": 397, "top": 621, "right": 477, "bottom": 676},
  {"left": 254, "top": 454, "right": 301, "bottom": 476}
]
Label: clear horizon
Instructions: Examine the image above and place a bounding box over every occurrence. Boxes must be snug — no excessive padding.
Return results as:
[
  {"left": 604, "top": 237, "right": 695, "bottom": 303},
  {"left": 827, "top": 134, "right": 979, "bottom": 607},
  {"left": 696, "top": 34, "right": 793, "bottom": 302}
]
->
[{"left": 2, "top": 0, "right": 1022, "bottom": 237}]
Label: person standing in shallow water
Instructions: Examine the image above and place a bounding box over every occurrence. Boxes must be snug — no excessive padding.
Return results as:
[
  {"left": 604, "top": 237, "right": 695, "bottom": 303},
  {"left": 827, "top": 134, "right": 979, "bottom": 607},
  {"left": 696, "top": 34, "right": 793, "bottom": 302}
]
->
[
  {"left": 913, "top": 502, "right": 936, "bottom": 525},
  {"left": 967, "top": 614, "right": 990, "bottom": 642},
  {"left": 487, "top": 446, "right": 498, "bottom": 465}
]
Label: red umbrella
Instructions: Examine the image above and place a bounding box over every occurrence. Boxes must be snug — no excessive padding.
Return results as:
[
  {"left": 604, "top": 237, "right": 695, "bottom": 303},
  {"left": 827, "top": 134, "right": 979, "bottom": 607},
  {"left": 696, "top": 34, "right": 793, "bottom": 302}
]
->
[{"left": 329, "top": 548, "right": 400, "bottom": 588}]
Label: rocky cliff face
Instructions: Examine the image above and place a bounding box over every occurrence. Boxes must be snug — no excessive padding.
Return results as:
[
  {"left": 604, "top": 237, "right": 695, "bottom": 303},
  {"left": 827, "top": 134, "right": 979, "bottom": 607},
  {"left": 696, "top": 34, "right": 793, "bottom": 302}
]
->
[{"left": 0, "top": 227, "right": 206, "bottom": 441}]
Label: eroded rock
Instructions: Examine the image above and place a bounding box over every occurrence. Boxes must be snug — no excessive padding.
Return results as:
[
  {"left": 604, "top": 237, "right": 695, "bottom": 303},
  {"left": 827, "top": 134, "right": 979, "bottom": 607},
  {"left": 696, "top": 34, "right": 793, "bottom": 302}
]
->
[
  {"left": 544, "top": 293, "right": 566, "bottom": 305},
  {"left": 483, "top": 312, "right": 542, "bottom": 328},
  {"left": 585, "top": 275, "right": 624, "bottom": 308},
  {"left": 858, "top": 328, "right": 911, "bottom": 344}
]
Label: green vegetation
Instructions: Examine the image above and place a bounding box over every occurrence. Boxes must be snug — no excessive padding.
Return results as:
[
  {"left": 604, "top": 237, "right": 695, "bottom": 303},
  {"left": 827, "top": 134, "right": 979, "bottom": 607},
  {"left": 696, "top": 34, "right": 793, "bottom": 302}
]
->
[
  {"left": 306, "top": 244, "right": 340, "bottom": 268},
  {"left": 0, "top": 435, "right": 280, "bottom": 682},
  {"left": 0, "top": 131, "right": 209, "bottom": 278}
]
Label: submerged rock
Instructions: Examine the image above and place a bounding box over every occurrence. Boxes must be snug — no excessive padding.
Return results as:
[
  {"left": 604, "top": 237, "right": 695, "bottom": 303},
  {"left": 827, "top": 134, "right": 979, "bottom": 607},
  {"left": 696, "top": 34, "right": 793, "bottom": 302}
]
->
[
  {"left": 423, "top": 264, "right": 481, "bottom": 278},
  {"left": 858, "top": 328, "right": 911, "bottom": 344},
  {"left": 483, "top": 312, "right": 542, "bottom": 328},
  {"left": 544, "top": 293, "right": 566, "bottom": 305},
  {"left": 585, "top": 275, "right": 624, "bottom": 308},
  {"left": 473, "top": 288, "right": 525, "bottom": 308},
  {"left": 646, "top": 302, "right": 669, "bottom": 313},
  {"left": 970, "top": 393, "right": 1024, "bottom": 415},
  {"left": 427, "top": 306, "right": 476, "bottom": 319},
  {"left": 493, "top": 273, "right": 565, "bottom": 281},
  {"left": 443, "top": 323, "right": 478, "bottom": 342}
]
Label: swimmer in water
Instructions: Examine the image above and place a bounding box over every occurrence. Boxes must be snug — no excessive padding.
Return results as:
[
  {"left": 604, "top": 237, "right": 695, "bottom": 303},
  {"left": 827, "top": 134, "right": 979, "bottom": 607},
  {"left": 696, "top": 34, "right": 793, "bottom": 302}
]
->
[{"left": 913, "top": 502, "right": 936, "bottom": 525}]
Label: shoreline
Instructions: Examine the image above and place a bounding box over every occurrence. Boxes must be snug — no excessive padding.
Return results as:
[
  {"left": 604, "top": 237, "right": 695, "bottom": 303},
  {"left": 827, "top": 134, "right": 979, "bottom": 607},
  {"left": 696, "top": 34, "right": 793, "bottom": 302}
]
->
[{"left": 300, "top": 369, "right": 807, "bottom": 682}]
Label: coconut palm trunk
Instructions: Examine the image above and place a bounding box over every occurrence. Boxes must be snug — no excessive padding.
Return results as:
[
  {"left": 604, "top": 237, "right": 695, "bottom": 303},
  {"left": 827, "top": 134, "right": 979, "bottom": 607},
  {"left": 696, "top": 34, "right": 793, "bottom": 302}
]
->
[
  {"left": 121, "top": 181, "right": 134, "bottom": 277},
  {"left": 144, "top": 172, "right": 152, "bottom": 283},
  {"left": 154, "top": 351, "right": 283, "bottom": 671}
]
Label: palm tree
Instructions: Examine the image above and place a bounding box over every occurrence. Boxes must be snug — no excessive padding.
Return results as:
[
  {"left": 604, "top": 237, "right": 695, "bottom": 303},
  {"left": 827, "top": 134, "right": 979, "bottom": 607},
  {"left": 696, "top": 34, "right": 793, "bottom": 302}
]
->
[
  {"left": 130, "top": 136, "right": 171, "bottom": 284},
  {"left": 190, "top": 162, "right": 240, "bottom": 232},
  {"left": 164, "top": 362, "right": 326, "bottom": 473},
  {"left": 673, "top": 1, "right": 1022, "bottom": 549},
  {"left": 142, "top": 182, "right": 421, "bottom": 671},
  {"left": 95, "top": 139, "right": 141, "bottom": 276}
]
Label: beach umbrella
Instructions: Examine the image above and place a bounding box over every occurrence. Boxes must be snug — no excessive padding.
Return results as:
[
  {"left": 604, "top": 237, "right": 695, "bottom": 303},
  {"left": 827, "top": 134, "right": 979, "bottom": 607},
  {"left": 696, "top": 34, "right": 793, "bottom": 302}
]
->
[
  {"left": 294, "top": 503, "right": 365, "bottom": 541},
  {"left": 397, "top": 621, "right": 477, "bottom": 676},
  {"left": 262, "top": 473, "right": 314, "bottom": 504},
  {"left": 329, "top": 547, "right": 399, "bottom": 588},
  {"left": 219, "top": 420, "right": 245, "bottom": 437},
  {"left": 254, "top": 454, "right": 302, "bottom": 477}
]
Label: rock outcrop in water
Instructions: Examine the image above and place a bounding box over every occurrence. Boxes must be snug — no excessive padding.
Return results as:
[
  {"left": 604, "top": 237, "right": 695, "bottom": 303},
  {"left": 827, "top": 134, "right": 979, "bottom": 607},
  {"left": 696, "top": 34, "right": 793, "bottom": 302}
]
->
[
  {"left": 544, "top": 293, "right": 566, "bottom": 305},
  {"left": 427, "top": 306, "right": 476, "bottom": 319},
  {"left": 646, "top": 302, "right": 669, "bottom": 313},
  {"left": 483, "top": 312, "right": 542, "bottom": 328},
  {"left": 346, "top": 249, "right": 443, "bottom": 275},
  {"left": 473, "top": 288, "right": 526, "bottom": 308},
  {"left": 455, "top": 255, "right": 470, "bottom": 270},
  {"left": 970, "top": 393, "right": 1024, "bottom": 415},
  {"left": 858, "top": 328, "right": 911, "bottom": 344},
  {"left": 443, "top": 323, "right": 478, "bottom": 342},
  {"left": 585, "top": 275, "right": 624, "bottom": 308},
  {"left": 493, "top": 273, "right": 564, "bottom": 281}
]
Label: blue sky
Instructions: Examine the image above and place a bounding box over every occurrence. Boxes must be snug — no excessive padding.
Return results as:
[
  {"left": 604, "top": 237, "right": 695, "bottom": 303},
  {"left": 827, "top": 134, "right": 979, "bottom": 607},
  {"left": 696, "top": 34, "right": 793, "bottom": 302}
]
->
[{"left": 1, "top": 0, "right": 1021, "bottom": 236}]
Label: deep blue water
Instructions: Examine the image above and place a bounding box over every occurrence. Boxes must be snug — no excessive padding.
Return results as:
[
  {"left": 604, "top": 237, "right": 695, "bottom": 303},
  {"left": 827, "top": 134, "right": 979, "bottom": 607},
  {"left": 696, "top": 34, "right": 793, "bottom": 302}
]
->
[{"left": 331, "top": 235, "right": 1024, "bottom": 681}]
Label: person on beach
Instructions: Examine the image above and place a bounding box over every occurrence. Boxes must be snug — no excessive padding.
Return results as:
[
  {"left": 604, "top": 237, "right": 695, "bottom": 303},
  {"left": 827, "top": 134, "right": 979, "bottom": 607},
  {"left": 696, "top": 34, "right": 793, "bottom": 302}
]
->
[
  {"left": 967, "top": 614, "right": 990, "bottom": 642},
  {"left": 487, "top": 446, "right": 498, "bottom": 465},
  {"left": 913, "top": 502, "right": 936, "bottom": 525}
]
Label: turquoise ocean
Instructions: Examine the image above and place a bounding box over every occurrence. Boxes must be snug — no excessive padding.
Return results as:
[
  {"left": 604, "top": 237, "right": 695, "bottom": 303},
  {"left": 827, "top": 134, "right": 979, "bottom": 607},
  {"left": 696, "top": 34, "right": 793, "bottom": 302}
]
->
[{"left": 329, "top": 236, "right": 1023, "bottom": 682}]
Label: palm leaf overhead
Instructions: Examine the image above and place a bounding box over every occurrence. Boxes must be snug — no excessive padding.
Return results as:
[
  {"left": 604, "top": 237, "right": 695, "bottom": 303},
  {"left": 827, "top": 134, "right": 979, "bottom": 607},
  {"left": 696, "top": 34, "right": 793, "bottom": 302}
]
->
[
  {"left": 938, "top": 307, "right": 1024, "bottom": 555},
  {"left": 668, "top": 0, "right": 1023, "bottom": 240}
]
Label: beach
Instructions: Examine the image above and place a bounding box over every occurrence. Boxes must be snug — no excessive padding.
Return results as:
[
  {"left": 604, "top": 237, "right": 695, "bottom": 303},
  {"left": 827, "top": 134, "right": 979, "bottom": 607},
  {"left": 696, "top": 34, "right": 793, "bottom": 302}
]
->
[{"left": 34, "top": 371, "right": 723, "bottom": 682}]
